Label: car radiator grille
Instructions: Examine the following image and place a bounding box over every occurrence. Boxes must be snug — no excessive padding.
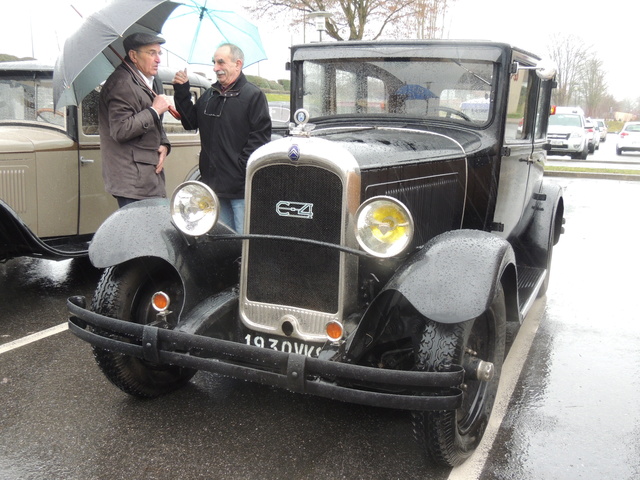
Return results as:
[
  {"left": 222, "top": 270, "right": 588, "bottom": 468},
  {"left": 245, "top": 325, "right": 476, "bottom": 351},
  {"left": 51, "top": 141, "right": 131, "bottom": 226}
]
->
[
  {"left": 547, "top": 133, "right": 570, "bottom": 140},
  {"left": 246, "top": 164, "right": 343, "bottom": 314}
]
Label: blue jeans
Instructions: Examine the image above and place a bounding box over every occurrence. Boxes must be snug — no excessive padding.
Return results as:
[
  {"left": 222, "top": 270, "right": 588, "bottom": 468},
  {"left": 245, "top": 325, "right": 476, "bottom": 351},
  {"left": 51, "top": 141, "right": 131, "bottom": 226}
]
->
[{"left": 218, "top": 198, "right": 245, "bottom": 234}]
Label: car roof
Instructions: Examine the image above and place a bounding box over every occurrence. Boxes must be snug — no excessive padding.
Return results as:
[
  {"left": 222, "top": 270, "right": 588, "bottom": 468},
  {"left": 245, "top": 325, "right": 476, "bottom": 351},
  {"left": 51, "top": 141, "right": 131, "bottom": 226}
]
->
[{"left": 0, "top": 60, "right": 210, "bottom": 88}]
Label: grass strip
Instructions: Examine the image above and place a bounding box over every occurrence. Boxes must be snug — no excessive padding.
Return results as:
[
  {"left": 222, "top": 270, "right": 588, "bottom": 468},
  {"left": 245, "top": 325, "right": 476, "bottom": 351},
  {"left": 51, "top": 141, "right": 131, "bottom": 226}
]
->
[{"left": 544, "top": 165, "right": 640, "bottom": 176}]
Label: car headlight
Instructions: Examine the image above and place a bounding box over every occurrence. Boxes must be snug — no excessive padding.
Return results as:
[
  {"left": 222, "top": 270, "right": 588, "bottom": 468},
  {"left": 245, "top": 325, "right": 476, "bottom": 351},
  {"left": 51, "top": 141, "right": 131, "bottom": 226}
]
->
[
  {"left": 570, "top": 131, "right": 584, "bottom": 139},
  {"left": 355, "top": 196, "right": 414, "bottom": 258},
  {"left": 170, "top": 181, "right": 219, "bottom": 236}
]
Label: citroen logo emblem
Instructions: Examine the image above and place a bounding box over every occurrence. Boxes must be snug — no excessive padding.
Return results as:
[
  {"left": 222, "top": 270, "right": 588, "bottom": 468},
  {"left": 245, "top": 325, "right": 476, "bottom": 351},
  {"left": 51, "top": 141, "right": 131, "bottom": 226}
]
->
[{"left": 288, "top": 144, "right": 300, "bottom": 162}]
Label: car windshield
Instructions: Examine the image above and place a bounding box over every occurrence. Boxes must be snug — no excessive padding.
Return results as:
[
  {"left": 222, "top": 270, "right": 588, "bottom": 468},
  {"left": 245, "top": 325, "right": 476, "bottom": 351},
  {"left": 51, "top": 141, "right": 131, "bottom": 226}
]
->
[
  {"left": 624, "top": 124, "right": 640, "bottom": 133},
  {"left": 0, "top": 74, "right": 65, "bottom": 129},
  {"left": 300, "top": 57, "right": 495, "bottom": 125},
  {"left": 549, "top": 114, "right": 581, "bottom": 127}
]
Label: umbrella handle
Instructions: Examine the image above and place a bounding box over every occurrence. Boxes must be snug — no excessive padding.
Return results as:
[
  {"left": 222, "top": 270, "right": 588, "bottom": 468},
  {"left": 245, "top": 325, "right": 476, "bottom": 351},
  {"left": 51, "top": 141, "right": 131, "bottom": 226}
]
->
[{"left": 168, "top": 105, "right": 181, "bottom": 120}]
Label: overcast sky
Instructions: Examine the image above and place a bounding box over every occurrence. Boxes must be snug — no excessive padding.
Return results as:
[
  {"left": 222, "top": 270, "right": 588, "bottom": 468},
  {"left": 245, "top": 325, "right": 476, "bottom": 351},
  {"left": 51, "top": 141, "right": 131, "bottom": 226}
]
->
[{"left": 2, "top": 0, "right": 636, "bottom": 101}]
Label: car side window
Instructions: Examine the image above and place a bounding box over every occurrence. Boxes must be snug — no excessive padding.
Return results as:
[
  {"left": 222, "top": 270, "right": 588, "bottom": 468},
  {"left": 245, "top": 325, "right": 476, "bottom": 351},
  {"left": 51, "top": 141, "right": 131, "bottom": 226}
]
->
[
  {"left": 81, "top": 89, "right": 100, "bottom": 135},
  {"left": 163, "top": 85, "right": 198, "bottom": 134},
  {"left": 504, "top": 69, "right": 532, "bottom": 142}
]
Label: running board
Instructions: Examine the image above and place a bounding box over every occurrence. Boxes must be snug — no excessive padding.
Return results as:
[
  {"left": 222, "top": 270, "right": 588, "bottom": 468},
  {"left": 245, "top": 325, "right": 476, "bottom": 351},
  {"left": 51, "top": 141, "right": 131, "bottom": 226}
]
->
[{"left": 517, "top": 266, "right": 546, "bottom": 317}]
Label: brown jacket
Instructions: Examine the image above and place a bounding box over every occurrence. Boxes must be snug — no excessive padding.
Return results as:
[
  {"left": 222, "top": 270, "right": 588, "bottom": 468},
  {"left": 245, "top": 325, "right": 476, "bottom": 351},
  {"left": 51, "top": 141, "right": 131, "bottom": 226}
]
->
[{"left": 98, "top": 60, "right": 170, "bottom": 199}]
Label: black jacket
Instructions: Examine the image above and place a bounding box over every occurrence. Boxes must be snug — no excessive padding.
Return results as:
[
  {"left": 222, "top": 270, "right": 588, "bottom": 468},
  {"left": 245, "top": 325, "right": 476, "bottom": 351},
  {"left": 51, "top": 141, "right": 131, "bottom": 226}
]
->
[{"left": 174, "top": 72, "right": 271, "bottom": 198}]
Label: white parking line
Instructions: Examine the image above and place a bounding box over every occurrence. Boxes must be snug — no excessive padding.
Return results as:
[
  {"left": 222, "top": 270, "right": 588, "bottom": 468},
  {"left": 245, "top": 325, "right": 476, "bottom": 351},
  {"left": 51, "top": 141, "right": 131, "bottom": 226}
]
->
[
  {"left": 0, "top": 323, "right": 68, "bottom": 354},
  {"left": 448, "top": 298, "right": 545, "bottom": 479}
]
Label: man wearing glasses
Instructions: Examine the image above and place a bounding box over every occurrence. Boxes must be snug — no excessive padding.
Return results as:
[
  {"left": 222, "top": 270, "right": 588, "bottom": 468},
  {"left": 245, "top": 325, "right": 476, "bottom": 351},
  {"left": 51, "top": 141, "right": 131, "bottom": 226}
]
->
[
  {"left": 172, "top": 43, "right": 271, "bottom": 234},
  {"left": 99, "top": 32, "right": 173, "bottom": 208}
]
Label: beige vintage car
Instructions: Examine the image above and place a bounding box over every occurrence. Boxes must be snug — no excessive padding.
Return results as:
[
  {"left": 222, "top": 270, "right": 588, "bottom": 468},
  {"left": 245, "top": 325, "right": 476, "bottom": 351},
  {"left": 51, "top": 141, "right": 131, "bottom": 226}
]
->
[{"left": 0, "top": 60, "right": 210, "bottom": 261}]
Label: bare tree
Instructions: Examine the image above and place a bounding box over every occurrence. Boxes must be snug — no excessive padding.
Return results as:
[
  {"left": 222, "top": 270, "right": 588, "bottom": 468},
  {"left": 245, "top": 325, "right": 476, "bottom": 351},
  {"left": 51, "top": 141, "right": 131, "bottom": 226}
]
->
[
  {"left": 400, "top": 0, "right": 454, "bottom": 39},
  {"left": 579, "top": 57, "right": 607, "bottom": 117},
  {"left": 547, "top": 34, "right": 589, "bottom": 106},
  {"left": 251, "top": 0, "right": 453, "bottom": 42}
]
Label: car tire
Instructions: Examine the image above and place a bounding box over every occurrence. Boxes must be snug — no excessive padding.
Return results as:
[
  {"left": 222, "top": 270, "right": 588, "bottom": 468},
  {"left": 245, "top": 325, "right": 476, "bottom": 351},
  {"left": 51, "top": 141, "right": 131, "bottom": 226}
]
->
[
  {"left": 91, "top": 259, "right": 196, "bottom": 398},
  {"left": 579, "top": 144, "right": 588, "bottom": 160},
  {"left": 411, "top": 284, "right": 506, "bottom": 467}
]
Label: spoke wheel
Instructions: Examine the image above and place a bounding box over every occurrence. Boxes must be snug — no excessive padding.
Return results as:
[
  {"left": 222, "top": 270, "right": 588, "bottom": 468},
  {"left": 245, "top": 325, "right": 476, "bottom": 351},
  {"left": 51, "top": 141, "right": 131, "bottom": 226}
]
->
[
  {"left": 91, "top": 259, "right": 196, "bottom": 398},
  {"left": 412, "top": 283, "right": 506, "bottom": 466}
]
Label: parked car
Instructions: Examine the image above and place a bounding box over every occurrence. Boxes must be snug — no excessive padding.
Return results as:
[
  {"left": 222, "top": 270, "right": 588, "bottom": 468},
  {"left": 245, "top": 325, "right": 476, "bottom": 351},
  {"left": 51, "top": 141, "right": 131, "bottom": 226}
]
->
[
  {"left": 585, "top": 118, "right": 600, "bottom": 152},
  {"left": 616, "top": 121, "right": 640, "bottom": 155},
  {"left": 592, "top": 118, "right": 607, "bottom": 142},
  {"left": 0, "top": 60, "right": 210, "bottom": 261},
  {"left": 546, "top": 106, "right": 588, "bottom": 159},
  {"left": 67, "top": 40, "right": 564, "bottom": 467}
]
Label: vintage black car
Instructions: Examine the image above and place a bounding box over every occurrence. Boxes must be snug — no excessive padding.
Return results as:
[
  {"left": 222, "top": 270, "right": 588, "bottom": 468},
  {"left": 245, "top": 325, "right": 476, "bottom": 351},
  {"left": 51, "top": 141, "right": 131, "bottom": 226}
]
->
[{"left": 67, "top": 40, "right": 564, "bottom": 467}]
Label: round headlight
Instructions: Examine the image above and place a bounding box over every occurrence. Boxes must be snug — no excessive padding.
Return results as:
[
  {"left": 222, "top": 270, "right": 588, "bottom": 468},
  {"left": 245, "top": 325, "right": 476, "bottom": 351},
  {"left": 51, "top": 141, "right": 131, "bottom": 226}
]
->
[
  {"left": 355, "top": 196, "right": 414, "bottom": 258},
  {"left": 170, "top": 181, "right": 219, "bottom": 236}
]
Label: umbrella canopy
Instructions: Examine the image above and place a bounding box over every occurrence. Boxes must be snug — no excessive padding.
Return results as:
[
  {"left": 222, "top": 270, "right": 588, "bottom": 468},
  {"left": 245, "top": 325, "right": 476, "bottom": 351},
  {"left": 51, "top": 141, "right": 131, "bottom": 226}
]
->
[
  {"left": 161, "top": 1, "right": 267, "bottom": 67},
  {"left": 54, "top": 0, "right": 180, "bottom": 108},
  {"left": 54, "top": 0, "right": 267, "bottom": 109},
  {"left": 395, "top": 84, "right": 438, "bottom": 100}
]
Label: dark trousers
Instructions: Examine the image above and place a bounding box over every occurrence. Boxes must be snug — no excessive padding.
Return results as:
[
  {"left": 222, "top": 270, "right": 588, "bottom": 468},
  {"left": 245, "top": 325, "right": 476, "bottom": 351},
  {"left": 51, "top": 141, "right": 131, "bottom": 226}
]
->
[{"left": 114, "top": 196, "right": 139, "bottom": 208}]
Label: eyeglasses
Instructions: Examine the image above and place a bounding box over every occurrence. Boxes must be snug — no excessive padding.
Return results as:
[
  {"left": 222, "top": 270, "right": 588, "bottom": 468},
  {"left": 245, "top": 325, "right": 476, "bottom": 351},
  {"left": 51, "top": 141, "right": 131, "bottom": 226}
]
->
[
  {"left": 136, "top": 49, "right": 162, "bottom": 58},
  {"left": 203, "top": 90, "right": 239, "bottom": 117},
  {"left": 204, "top": 96, "right": 227, "bottom": 117}
]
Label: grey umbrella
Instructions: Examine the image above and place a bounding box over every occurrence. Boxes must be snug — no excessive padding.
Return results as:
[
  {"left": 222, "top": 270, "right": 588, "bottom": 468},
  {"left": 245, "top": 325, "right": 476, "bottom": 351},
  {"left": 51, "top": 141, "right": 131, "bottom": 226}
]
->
[{"left": 53, "top": 0, "right": 180, "bottom": 108}]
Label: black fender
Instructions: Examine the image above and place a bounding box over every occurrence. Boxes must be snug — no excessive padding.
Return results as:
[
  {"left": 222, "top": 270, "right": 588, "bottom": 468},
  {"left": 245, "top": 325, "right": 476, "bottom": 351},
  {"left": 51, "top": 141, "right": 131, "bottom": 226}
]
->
[
  {"left": 89, "top": 198, "right": 242, "bottom": 314},
  {"left": 346, "top": 229, "right": 517, "bottom": 361},
  {"left": 384, "top": 229, "right": 516, "bottom": 323},
  {"left": 0, "top": 199, "right": 89, "bottom": 261},
  {"left": 514, "top": 181, "right": 564, "bottom": 268}
]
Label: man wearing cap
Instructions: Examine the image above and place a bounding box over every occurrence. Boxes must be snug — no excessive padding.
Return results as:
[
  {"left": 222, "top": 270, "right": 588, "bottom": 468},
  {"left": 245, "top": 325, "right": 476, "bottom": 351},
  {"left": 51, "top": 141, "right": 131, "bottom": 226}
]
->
[{"left": 99, "top": 32, "right": 173, "bottom": 208}]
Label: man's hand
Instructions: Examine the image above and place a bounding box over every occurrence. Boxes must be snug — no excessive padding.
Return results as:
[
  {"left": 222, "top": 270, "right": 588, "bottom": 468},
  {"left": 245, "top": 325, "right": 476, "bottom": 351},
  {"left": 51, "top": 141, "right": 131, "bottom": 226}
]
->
[
  {"left": 156, "top": 144, "right": 168, "bottom": 173},
  {"left": 173, "top": 68, "right": 188, "bottom": 85},
  {"left": 152, "top": 95, "right": 171, "bottom": 115}
]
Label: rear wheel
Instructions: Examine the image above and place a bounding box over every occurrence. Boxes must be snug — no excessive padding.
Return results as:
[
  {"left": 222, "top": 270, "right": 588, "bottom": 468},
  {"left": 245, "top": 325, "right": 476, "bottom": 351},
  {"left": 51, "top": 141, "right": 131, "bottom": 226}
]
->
[
  {"left": 91, "top": 259, "right": 196, "bottom": 398},
  {"left": 412, "top": 284, "right": 506, "bottom": 467}
]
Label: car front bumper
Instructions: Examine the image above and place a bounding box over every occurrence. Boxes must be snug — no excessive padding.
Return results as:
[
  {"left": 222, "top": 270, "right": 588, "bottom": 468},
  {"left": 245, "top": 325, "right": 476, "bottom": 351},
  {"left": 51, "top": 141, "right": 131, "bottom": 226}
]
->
[{"left": 67, "top": 296, "right": 464, "bottom": 411}]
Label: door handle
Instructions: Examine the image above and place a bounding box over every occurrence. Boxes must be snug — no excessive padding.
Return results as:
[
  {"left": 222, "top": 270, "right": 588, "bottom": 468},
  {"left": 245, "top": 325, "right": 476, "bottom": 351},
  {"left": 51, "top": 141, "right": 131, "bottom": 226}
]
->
[{"left": 80, "top": 156, "right": 95, "bottom": 165}]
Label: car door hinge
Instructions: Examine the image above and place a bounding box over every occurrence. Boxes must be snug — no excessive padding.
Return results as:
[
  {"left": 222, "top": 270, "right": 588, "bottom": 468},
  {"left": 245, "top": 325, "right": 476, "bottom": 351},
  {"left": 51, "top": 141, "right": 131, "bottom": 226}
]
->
[
  {"left": 491, "top": 222, "right": 504, "bottom": 232},
  {"left": 501, "top": 146, "right": 511, "bottom": 156}
]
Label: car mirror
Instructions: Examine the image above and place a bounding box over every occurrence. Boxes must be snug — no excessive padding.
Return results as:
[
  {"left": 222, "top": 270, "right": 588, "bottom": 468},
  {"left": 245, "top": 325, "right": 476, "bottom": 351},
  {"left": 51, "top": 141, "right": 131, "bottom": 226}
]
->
[{"left": 535, "top": 59, "right": 557, "bottom": 80}]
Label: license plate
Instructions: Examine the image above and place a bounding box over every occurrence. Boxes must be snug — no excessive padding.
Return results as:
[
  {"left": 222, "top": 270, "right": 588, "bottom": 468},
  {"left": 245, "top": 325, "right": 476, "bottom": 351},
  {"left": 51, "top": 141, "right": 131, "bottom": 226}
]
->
[
  {"left": 244, "top": 334, "right": 322, "bottom": 357},
  {"left": 550, "top": 140, "right": 563, "bottom": 146}
]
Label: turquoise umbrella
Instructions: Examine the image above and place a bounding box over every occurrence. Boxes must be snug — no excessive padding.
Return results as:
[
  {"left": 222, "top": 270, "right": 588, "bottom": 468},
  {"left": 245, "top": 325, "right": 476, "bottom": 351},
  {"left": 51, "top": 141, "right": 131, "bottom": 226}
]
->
[{"left": 161, "top": 1, "right": 267, "bottom": 67}]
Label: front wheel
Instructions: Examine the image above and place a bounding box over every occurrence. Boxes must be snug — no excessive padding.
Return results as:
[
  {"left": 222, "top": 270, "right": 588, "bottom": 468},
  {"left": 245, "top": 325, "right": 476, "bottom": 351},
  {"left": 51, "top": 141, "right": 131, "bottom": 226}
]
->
[
  {"left": 412, "top": 283, "right": 506, "bottom": 467},
  {"left": 91, "top": 259, "right": 196, "bottom": 398}
]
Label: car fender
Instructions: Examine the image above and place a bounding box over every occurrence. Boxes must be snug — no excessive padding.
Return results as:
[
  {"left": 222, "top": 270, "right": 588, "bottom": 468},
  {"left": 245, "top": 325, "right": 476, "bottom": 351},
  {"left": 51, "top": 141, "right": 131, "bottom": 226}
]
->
[
  {"left": 89, "top": 198, "right": 242, "bottom": 312},
  {"left": 0, "top": 199, "right": 89, "bottom": 261},
  {"left": 385, "top": 229, "right": 516, "bottom": 324}
]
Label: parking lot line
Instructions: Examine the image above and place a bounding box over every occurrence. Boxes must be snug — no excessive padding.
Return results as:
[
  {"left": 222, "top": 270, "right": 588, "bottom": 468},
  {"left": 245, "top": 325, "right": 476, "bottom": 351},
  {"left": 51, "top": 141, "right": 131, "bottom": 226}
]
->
[
  {"left": 448, "top": 297, "right": 545, "bottom": 479},
  {"left": 0, "top": 323, "right": 68, "bottom": 355}
]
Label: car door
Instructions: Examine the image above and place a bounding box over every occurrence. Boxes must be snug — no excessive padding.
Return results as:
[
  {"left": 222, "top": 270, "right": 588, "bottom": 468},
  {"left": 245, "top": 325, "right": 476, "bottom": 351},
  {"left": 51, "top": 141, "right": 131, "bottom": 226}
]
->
[{"left": 493, "top": 56, "right": 546, "bottom": 239}]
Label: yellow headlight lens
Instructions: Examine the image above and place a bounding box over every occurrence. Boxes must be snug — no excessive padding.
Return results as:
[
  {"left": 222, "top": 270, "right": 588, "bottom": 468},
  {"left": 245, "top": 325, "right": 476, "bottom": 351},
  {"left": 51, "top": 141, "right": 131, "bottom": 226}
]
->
[
  {"left": 355, "top": 196, "right": 414, "bottom": 258},
  {"left": 170, "top": 181, "right": 219, "bottom": 236}
]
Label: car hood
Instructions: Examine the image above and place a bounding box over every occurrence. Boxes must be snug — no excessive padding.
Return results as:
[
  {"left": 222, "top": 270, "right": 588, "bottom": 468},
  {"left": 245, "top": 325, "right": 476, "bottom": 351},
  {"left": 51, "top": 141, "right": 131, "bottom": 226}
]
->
[
  {"left": 312, "top": 126, "right": 484, "bottom": 168},
  {"left": 547, "top": 125, "right": 582, "bottom": 134},
  {"left": 0, "top": 125, "right": 74, "bottom": 153}
]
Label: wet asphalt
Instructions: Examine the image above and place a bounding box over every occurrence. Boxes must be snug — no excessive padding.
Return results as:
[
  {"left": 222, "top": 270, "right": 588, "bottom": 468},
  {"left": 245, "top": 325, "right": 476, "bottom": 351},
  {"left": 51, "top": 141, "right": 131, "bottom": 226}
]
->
[{"left": 1, "top": 172, "right": 640, "bottom": 479}]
